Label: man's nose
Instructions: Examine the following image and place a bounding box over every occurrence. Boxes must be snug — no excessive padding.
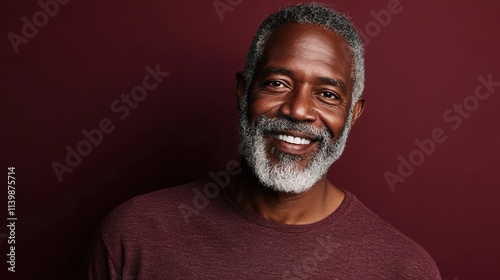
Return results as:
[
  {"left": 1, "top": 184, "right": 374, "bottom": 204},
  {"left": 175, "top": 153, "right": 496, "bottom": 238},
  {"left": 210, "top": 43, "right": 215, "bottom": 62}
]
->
[{"left": 278, "top": 86, "right": 317, "bottom": 122}]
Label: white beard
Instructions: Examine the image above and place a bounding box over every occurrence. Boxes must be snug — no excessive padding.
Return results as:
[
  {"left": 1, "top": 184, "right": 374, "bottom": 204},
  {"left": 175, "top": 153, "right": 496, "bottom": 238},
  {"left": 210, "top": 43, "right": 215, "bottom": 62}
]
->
[{"left": 239, "top": 107, "right": 354, "bottom": 194}]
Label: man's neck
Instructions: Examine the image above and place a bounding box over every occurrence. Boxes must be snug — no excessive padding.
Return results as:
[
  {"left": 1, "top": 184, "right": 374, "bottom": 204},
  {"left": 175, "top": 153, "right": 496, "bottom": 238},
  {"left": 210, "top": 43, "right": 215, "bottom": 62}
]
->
[{"left": 229, "top": 162, "right": 345, "bottom": 225}]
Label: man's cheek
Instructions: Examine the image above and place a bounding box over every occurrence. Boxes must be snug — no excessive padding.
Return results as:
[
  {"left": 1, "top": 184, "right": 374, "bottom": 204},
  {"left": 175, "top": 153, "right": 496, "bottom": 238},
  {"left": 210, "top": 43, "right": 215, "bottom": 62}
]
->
[{"left": 249, "top": 96, "right": 281, "bottom": 119}]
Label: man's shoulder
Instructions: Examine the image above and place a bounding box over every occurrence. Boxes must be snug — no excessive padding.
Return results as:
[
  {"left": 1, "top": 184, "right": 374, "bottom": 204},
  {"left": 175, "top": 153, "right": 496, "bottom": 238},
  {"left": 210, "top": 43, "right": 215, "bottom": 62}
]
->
[
  {"left": 111, "top": 179, "right": 203, "bottom": 211},
  {"left": 99, "top": 180, "right": 208, "bottom": 237},
  {"left": 342, "top": 192, "right": 441, "bottom": 279},
  {"left": 345, "top": 192, "right": 422, "bottom": 242}
]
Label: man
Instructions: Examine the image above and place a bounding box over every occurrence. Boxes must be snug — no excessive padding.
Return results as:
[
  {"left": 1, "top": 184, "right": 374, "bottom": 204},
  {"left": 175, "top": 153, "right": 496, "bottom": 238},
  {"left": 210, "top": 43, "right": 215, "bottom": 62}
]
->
[{"left": 87, "top": 3, "right": 441, "bottom": 279}]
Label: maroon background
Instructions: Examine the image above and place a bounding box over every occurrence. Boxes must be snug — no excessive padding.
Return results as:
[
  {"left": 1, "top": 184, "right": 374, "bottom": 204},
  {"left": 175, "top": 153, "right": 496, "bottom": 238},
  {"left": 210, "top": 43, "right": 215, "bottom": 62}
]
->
[{"left": 2, "top": 0, "right": 499, "bottom": 279}]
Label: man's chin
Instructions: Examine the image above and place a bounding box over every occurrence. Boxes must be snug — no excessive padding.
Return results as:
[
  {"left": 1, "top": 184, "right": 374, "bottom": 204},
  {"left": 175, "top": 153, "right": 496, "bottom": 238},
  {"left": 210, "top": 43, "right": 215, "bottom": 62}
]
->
[
  {"left": 261, "top": 177, "right": 318, "bottom": 194},
  {"left": 253, "top": 160, "right": 324, "bottom": 194}
]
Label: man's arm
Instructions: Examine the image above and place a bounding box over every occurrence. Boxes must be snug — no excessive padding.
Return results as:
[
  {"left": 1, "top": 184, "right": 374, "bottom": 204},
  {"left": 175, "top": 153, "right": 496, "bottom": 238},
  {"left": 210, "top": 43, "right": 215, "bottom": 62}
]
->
[{"left": 85, "top": 227, "right": 116, "bottom": 280}]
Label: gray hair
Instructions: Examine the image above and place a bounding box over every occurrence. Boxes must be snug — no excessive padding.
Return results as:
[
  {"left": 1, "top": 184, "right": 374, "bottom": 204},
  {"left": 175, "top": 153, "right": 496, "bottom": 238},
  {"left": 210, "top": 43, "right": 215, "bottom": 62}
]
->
[{"left": 240, "top": 3, "right": 365, "bottom": 113}]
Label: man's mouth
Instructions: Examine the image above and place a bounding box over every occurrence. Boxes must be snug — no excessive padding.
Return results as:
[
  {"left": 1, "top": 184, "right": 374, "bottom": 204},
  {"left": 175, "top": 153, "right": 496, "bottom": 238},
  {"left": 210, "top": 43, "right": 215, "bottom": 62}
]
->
[
  {"left": 273, "top": 134, "right": 311, "bottom": 145},
  {"left": 268, "top": 131, "right": 318, "bottom": 155}
]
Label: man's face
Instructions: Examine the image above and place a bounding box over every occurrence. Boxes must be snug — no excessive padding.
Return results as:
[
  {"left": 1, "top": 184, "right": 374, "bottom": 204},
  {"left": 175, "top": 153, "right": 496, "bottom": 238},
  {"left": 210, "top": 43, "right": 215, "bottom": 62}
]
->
[{"left": 238, "top": 23, "right": 363, "bottom": 193}]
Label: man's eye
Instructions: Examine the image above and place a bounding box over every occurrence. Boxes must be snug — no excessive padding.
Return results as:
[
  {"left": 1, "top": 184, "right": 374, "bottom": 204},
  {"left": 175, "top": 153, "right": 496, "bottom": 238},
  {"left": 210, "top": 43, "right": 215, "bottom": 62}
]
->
[
  {"left": 321, "top": 91, "right": 338, "bottom": 99},
  {"left": 266, "top": 81, "right": 285, "bottom": 87}
]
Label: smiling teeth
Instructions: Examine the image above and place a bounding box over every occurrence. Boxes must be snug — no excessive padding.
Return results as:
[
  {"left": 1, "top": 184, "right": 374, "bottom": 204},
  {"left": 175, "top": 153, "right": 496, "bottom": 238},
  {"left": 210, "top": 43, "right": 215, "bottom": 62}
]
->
[{"left": 277, "top": 134, "right": 311, "bottom": 145}]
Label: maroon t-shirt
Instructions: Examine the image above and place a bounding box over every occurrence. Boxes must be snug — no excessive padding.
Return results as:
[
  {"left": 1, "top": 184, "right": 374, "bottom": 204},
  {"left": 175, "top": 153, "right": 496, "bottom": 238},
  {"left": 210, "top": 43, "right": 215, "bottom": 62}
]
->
[{"left": 87, "top": 179, "right": 441, "bottom": 279}]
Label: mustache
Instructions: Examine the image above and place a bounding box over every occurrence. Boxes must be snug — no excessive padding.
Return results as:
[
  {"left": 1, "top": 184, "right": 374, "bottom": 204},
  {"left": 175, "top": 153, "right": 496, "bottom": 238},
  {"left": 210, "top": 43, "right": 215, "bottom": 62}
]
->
[{"left": 254, "top": 116, "right": 333, "bottom": 142}]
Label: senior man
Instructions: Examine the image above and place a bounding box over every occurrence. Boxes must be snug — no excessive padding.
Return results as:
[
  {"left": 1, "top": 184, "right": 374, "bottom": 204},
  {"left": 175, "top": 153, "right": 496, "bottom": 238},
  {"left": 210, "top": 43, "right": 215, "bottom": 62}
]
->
[{"left": 87, "top": 3, "right": 441, "bottom": 279}]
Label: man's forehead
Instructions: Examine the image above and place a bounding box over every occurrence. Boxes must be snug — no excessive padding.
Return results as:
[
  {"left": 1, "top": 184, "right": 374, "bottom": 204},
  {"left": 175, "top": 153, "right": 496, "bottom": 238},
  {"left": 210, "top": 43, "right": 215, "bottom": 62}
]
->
[
  {"left": 260, "top": 23, "right": 354, "bottom": 70},
  {"left": 265, "top": 23, "right": 349, "bottom": 50}
]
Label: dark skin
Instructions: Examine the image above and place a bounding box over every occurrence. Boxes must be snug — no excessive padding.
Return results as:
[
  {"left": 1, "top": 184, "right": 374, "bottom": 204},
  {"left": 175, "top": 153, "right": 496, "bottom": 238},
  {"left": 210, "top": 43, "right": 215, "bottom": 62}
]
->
[{"left": 231, "top": 23, "right": 365, "bottom": 225}]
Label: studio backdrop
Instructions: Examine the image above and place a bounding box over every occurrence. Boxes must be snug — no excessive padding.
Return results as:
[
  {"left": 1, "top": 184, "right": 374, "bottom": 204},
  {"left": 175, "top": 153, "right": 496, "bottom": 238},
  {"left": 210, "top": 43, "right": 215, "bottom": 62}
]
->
[{"left": 1, "top": 0, "right": 499, "bottom": 279}]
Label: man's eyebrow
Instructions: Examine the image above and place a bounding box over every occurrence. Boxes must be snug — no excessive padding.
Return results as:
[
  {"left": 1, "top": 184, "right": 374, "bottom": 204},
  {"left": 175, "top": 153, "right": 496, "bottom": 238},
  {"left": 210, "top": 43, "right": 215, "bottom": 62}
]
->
[
  {"left": 318, "top": 77, "right": 347, "bottom": 94},
  {"left": 259, "top": 67, "right": 294, "bottom": 77}
]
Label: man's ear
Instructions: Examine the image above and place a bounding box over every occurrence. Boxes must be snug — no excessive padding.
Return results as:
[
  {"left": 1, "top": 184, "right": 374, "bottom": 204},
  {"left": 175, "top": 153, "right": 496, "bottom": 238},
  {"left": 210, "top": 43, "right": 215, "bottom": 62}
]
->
[
  {"left": 350, "top": 98, "right": 365, "bottom": 125},
  {"left": 235, "top": 71, "right": 245, "bottom": 101}
]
